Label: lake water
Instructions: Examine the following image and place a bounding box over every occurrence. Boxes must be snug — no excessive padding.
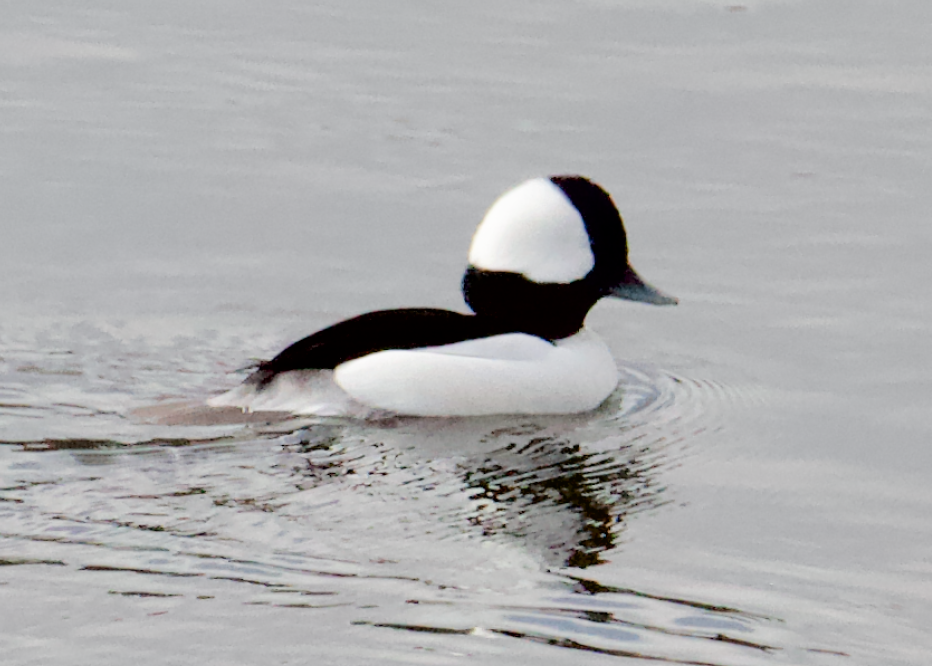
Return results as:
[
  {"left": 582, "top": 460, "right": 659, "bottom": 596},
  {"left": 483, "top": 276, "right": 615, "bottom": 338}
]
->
[{"left": 1, "top": 1, "right": 930, "bottom": 664}]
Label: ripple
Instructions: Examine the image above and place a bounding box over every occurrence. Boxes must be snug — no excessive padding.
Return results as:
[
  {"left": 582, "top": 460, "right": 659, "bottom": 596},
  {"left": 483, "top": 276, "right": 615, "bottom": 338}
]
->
[
  {"left": 0, "top": 353, "right": 795, "bottom": 664},
  {"left": 0, "top": 361, "right": 756, "bottom": 574},
  {"left": 357, "top": 582, "right": 784, "bottom": 666}
]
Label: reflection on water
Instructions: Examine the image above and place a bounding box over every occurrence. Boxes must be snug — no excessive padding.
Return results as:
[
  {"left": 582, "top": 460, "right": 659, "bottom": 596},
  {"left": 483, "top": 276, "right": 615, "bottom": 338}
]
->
[
  {"left": 280, "top": 414, "right": 668, "bottom": 570},
  {"left": 0, "top": 358, "right": 808, "bottom": 665}
]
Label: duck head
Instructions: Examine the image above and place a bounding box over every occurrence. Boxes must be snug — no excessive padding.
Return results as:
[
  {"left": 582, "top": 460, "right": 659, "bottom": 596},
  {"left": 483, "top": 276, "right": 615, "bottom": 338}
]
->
[{"left": 462, "top": 175, "right": 676, "bottom": 340}]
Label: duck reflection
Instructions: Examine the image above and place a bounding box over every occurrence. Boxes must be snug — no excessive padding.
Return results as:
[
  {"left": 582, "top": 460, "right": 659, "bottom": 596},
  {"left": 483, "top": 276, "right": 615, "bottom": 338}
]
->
[
  {"left": 460, "top": 433, "right": 660, "bottom": 568},
  {"left": 281, "top": 412, "right": 669, "bottom": 569}
]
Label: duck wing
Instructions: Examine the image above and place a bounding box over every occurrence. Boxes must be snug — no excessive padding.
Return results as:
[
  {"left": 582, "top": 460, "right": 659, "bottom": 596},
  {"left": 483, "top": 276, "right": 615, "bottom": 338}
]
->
[{"left": 247, "top": 308, "right": 512, "bottom": 387}]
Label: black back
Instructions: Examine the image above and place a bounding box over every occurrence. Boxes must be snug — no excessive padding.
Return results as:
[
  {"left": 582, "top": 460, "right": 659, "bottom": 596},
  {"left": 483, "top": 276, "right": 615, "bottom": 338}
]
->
[{"left": 246, "top": 308, "right": 519, "bottom": 387}]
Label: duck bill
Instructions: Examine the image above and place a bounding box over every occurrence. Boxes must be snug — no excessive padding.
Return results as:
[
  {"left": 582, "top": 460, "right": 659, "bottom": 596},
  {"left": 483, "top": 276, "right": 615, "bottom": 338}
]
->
[{"left": 608, "top": 266, "right": 678, "bottom": 305}]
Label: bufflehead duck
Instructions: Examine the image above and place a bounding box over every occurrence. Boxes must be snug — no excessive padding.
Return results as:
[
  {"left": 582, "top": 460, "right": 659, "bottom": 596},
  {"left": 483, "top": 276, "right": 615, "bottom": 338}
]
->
[{"left": 209, "top": 176, "right": 676, "bottom": 417}]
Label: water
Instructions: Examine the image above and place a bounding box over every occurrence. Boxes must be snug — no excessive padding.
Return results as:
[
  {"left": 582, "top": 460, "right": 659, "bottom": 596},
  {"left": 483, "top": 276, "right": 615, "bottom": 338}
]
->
[{"left": 1, "top": 1, "right": 930, "bottom": 663}]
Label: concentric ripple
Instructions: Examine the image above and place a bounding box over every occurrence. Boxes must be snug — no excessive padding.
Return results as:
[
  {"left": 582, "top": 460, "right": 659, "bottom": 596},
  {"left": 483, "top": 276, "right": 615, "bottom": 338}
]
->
[{"left": 1, "top": 331, "right": 792, "bottom": 665}]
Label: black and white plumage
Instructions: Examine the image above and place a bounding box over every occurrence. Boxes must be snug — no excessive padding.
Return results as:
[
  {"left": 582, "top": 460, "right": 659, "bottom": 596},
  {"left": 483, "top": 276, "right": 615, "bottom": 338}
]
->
[{"left": 208, "top": 176, "right": 676, "bottom": 417}]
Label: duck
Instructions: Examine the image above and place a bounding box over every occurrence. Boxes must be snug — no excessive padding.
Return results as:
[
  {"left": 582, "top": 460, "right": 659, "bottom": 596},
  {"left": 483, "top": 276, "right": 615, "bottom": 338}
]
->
[{"left": 208, "top": 175, "right": 676, "bottom": 418}]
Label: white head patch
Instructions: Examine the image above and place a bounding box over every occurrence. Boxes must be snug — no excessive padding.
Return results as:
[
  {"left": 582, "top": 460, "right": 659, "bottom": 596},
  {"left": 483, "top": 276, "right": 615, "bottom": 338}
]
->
[{"left": 468, "top": 178, "right": 595, "bottom": 283}]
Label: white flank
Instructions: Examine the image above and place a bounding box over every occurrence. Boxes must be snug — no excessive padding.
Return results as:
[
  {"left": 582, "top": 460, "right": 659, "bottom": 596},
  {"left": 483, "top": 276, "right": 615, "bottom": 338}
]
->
[
  {"left": 207, "top": 370, "right": 379, "bottom": 418},
  {"left": 468, "top": 178, "right": 594, "bottom": 283},
  {"left": 333, "top": 329, "right": 619, "bottom": 417}
]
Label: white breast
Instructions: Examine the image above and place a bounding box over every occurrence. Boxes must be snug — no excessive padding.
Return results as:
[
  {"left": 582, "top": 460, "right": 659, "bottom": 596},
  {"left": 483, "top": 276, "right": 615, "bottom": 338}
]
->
[{"left": 334, "top": 329, "right": 619, "bottom": 417}]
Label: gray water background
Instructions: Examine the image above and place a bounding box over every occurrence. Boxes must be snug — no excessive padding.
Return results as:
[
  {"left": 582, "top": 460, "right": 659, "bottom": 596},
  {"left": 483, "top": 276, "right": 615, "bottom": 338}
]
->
[{"left": 1, "top": 1, "right": 930, "bottom": 664}]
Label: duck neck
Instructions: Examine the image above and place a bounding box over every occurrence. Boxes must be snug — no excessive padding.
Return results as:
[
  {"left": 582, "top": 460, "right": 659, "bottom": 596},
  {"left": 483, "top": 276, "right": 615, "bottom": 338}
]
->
[{"left": 461, "top": 267, "right": 599, "bottom": 341}]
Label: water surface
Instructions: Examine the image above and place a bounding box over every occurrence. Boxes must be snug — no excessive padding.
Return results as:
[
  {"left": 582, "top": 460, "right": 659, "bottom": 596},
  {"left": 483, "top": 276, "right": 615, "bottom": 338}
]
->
[{"left": 1, "top": 1, "right": 930, "bottom": 664}]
